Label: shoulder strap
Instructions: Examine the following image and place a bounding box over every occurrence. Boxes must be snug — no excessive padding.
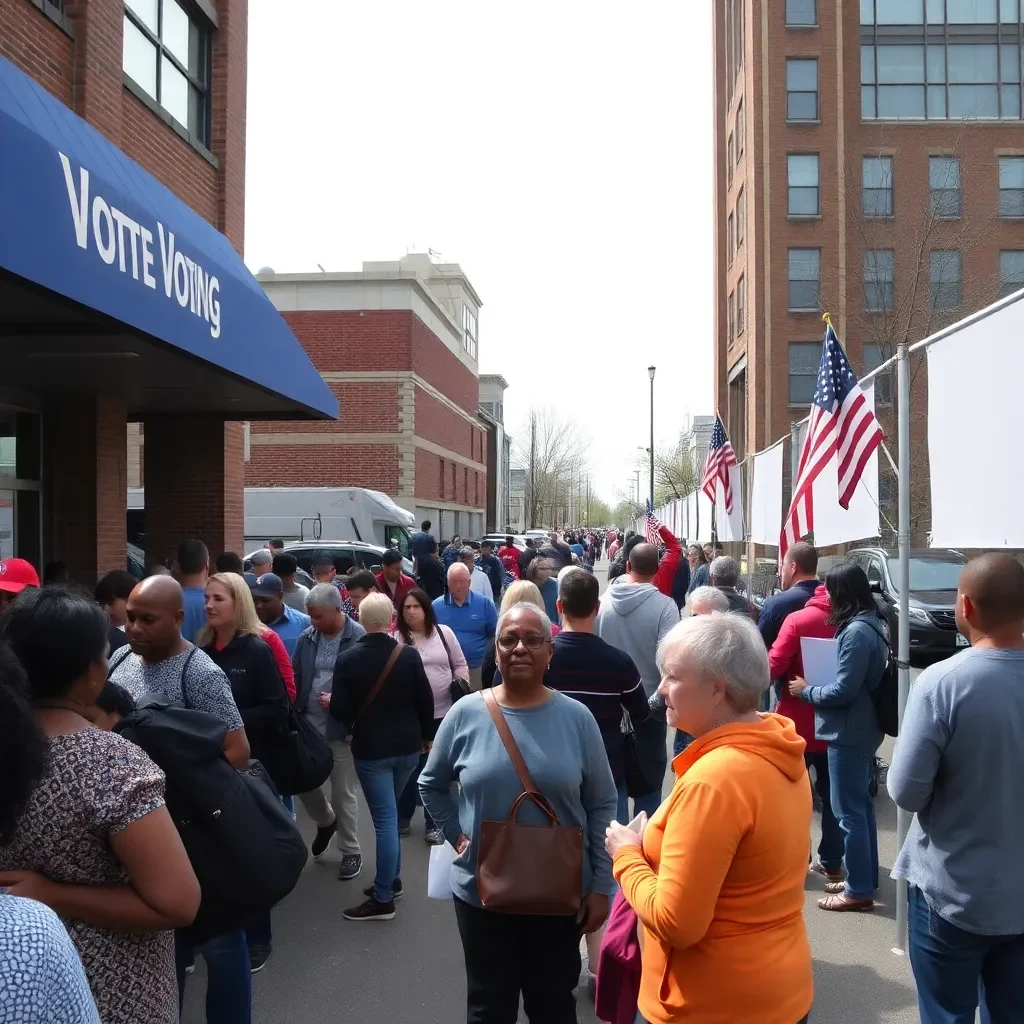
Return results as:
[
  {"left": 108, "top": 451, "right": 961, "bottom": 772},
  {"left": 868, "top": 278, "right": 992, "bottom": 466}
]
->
[
  {"left": 482, "top": 688, "right": 538, "bottom": 796},
  {"left": 179, "top": 647, "right": 200, "bottom": 711},
  {"left": 435, "top": 626, "right": 456, "bottom": 676},
  {"left": 357, "top": 644, "right": 401, "bottom": 719},
  {"left": 106, "top": 644, "right": 134, "bottom": 680}
]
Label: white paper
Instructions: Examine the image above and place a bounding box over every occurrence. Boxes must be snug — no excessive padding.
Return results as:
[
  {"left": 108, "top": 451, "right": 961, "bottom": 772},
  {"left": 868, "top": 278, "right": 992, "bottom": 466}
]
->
[
  {"left": 809, "top": 385, "right": 880, "bottom": 548},
  {"left": 714, "top": 464, "right": 744, "bottom": 542},
  {"left": 749, "top": 441, "right": 784, "bottom": 546},
  {"left": 928, "top": 293, "right": 1024, "bottom": 547},
  {"left": 427, "top": 841, "right": 456, "bottom": 899},
  {"left": 800, "top": 637, "right": 838, "bottom": 688}
]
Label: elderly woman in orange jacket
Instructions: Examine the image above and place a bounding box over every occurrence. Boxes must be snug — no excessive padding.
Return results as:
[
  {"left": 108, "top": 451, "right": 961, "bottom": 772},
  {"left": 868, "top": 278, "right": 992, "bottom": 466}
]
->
[{"left": 606, "top": 612, "right": 814, "bottom": 1024}]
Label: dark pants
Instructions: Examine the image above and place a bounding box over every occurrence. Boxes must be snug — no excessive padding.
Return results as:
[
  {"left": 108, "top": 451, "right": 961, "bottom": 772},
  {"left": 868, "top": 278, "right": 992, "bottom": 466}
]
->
[
  {"left": 453, "top": 896, "right": 580, "bottom": 1023},
  {"left": 631, "top": 716, "right": 667, "bottom": 820},
  {"left": 175, "top": 928, "right": 251, "bottom": 1024},
  {"left": 909, "top": 885, "right": 1024, "bottom": 1024},
  {"left": 397, "top": 717, "right": 443, "bottom": 829},
  {"left": 806, "top": 750, "right": 844, "bottom": 873}
]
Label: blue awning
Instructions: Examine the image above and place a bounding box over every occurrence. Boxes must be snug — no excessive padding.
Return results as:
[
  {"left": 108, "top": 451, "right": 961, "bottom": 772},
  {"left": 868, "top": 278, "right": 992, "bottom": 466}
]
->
[{"left": 0, "top": 55, "right": 337, "bottom": 420}]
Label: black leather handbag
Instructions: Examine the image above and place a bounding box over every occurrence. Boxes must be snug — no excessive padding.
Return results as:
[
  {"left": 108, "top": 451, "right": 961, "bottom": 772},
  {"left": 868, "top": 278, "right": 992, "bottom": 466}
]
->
[{"left": 437, "top": 626, "right": 472, "bottom": 704}]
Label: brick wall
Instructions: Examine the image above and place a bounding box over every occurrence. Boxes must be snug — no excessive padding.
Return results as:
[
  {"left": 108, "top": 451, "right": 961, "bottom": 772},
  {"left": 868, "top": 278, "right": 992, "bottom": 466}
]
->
[
  {"left": 0, "top": 0, "right": 74, "bottom": 104},
  {"left": 250, "top": 381, "right": 399, "bottom": 435},
  {"left": 246, "top": 444, "right": 400, "bottom": 491},
  {"left": 411, "top": 315, "right": 478, "bottom": 414},
  {"left": 281, "top": 310, "right": 413, "bottom": 372},
  {"left": 414, "top": 386, "right": 481, "bottom": 462}
]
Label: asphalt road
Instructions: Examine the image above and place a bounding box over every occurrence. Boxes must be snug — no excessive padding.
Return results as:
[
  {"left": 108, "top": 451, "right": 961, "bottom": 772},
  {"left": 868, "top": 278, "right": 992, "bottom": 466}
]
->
[{"left": 182, "top": 564, "right": 922, "bottom": 1023}]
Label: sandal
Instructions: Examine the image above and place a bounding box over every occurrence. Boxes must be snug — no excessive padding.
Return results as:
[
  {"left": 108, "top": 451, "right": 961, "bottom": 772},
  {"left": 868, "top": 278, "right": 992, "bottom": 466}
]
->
[
  {"left": 810, "top": 861, "right": 844, "bottom": 883},
  {"left": 818, "top": 893, "right": 874, "bottom": 912},
  {"left": 823, "top": 880, "right": 845, "bottom": 895}
]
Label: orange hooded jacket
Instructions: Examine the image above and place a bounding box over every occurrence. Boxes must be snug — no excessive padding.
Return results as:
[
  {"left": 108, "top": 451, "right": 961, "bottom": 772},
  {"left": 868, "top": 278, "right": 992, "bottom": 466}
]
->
[{"left": 613, "top": 714, "right": 813, "bottom": 1024}]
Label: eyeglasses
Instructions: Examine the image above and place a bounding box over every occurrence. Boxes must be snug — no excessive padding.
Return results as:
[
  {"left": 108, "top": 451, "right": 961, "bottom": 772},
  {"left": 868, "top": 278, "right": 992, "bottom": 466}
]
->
[{"left": 496, "top": 633, "right": 550, "bottom": 652}]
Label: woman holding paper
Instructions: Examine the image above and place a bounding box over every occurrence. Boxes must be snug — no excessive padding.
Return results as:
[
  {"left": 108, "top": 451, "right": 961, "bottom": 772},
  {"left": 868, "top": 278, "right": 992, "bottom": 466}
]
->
[
  {"left": 788, "top": 562, "right": 887, "bottom": 912},
  {"left": 607, "top": 612, "right": 813, "bottom": 1024}
]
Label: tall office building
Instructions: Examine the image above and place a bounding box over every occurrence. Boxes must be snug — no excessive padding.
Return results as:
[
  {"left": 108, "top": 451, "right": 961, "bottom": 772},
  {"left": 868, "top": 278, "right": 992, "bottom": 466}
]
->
[{"left": 714, "top": 0, "right": 1024, "bottom": 538}]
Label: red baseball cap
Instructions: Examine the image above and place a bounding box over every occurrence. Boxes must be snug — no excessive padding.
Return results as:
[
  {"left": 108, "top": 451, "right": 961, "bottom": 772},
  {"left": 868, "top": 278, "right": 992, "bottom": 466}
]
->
[{"left": 0, "top": 558, "right": 40, "bottom": 593}]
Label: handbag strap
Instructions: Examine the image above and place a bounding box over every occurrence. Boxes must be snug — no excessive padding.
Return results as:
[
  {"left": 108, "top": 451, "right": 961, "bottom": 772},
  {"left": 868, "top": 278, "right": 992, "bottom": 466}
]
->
[
  {"left": 357, "top": 644, "right": 401, "bottom": 719},
  {"left": 435, "top": 626, "right": 457, "bottom": 678}
]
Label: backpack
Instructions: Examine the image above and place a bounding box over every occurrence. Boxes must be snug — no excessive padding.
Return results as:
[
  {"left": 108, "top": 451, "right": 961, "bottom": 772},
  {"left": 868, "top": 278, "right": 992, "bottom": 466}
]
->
[
  {"left": 109, "top": 652, "right": 308, "bottom": 943},
  {"left": 862, "top": 620, "right": 899, "bottom": 738}
]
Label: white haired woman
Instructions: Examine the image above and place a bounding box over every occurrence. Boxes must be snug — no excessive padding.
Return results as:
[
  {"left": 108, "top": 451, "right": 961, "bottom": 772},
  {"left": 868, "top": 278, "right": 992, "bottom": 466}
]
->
[
  {"left": 419, "top": 603, "right": 618, "bottom": 1024},
  {"left": 605, "top": 612, "right": 813, "bottom": 1024},
  {"left": 329, "top": 592, "right": 434, "bottom": 922}
]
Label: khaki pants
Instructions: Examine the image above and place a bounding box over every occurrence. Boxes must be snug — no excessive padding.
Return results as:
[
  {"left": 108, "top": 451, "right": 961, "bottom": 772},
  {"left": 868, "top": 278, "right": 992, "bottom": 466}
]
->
[{"left": 297, "top": 736, "right": 360, "bottom": 855}]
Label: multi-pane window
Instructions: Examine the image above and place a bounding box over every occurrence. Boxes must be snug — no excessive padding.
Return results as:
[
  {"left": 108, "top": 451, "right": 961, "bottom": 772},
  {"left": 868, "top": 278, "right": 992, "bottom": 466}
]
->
[
  {"left": 736, "top": 187, "right": 745, "bottom": 246},
  {"left": 736, "top": 100, "right": 745, "bottom": 159},
  {"left": 863, "top": 343, "right": 893, "bottom": 405},
  {"left": 727, "top": 133, "right": 734, "bottom": 187},
  {"left": 728, "top": 290, "right": 736, "bottom": 345},
  {"left": 787, "top": 59, "right": 819, "bottom": 120},
  {"left": 737, "top": 275, "right": 746, "bottom": 335},
  {"left": 786, "top": 0, "right": 817, "bottom": 25},
  {"left": 861, "top": 39, "right": 1024, "bottom": 121},
  {"left": 864, "top": 249, "right": 895, "bottom": 313},
  {"left": 123, "top": 0, "right": 211, "bottom": 146},
  {"left": 862, "top": 156, "right": 894, "bottom": 217},
  {"left": 1000, "top": 251, "right": 1024, "bottom": 298},
  {"left": 999, "top": 156, "right": 1024, "bottom": 217},
  {"left": 930, "top": 250, "right": 963, "bottom": 310},
  {"left": 929, "top": 156, "right": 962, "bottom": 218},
  {"left": 727, "top": 213, "right": 735, "bottom": 264},
  {"left": 788, "top": 248, "right": 821, "bottom": 311},
  {"left": 862, "top": 1, "right": 1019, "bottom": 27},
  {"left": 789, "top": 342, "right": 821, "bottom": 404},
  {"left": 462, "top": 305, "right": 478, "bottom": 359},
  {"left": 788, "top": 154, "right": 820, "bottom": 215}
]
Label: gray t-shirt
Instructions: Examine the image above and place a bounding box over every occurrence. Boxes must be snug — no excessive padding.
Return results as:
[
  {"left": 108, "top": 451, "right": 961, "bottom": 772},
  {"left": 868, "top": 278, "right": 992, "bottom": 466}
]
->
[
  {"left": 283, "top": 585, "right": 310, "bottom": 613},
  {"left": 109, "top": 645, "right": 243, "bottom": 731},
  {"left": 889, "top": 646, "right": 1024, "bottom": 935},
  {"left": 306, "top": 633, "right": 342, "bottom": 737}
]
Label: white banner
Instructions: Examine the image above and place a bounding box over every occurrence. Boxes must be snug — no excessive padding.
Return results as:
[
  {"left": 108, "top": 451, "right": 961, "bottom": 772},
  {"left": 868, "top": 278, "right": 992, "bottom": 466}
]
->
[
  {"left": 810, "top": 385, "right": 880, "bottom": 548},
  {"left": 749, "top": 441, "right": 784, "bottom": 546},
  {"left": 928, "top": 293, "right": 1024, "bottom": 547},
  {"left": 715, "top": 465, "right": 744, "bottom": 542}
]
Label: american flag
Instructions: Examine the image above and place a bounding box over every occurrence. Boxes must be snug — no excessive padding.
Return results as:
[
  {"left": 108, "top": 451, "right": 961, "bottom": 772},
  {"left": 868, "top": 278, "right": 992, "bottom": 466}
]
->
[
  {"left": 700, "top": 416, "right": 738, "bottom": 513},
  {"left": 781, "top": 321, "right": 884, "bottom": 559},
  {"left": 644, "top": 500, "right": 661, "bottom": 544}
]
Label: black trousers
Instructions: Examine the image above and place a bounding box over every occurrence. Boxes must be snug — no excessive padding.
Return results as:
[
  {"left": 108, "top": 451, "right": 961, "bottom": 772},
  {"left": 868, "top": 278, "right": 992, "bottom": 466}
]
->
[{"left": 453, "top": 896, "right": 580, "bottom": 1024}]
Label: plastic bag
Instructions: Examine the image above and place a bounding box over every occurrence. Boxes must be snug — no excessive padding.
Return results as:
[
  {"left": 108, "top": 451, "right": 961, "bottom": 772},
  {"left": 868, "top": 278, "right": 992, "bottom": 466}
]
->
[{"left": 427, "top": 840, "right": 456, "bottom": 899}]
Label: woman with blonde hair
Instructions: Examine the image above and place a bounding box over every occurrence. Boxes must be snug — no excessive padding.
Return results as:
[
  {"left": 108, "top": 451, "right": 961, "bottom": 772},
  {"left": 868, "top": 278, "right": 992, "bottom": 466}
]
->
[
  {"left": 481, "top": 581, "right": 561, "bottom": 687},
  {"left": 201, "top": 571, "right": 291, "bottom": 970}
]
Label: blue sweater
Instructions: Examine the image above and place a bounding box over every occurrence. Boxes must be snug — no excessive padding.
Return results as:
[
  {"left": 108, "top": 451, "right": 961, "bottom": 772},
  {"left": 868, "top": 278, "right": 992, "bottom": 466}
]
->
[
  {"left": 800, "top": 611, "right": 886, "bottom": 752},
  {"left": 419, "top": 690, "right": 619, "bottom": 907},
  {"left": 433, "top": 591, "right": 497, "bottom": 668}
]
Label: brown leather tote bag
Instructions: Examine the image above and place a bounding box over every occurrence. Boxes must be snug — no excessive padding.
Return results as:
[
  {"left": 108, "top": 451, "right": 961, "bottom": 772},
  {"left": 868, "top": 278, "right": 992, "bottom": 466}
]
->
[{"left": 476, "top": 689, "right": 584, "bottom": 916}]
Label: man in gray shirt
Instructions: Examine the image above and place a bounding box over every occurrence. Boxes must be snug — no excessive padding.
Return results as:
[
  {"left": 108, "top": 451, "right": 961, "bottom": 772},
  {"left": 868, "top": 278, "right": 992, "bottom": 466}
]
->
[
  {"left": 292, "top": 583, "right": 366, "bottom": 880},
  {"left": 889, "top": 552, "right": 1024, "bottom": 1024}
]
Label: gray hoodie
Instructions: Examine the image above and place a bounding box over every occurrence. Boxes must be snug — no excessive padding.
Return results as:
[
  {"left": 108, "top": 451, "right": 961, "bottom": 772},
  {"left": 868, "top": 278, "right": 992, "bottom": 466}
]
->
[{"left": 595, "top": 581, "right": 680, "bottom": 697}]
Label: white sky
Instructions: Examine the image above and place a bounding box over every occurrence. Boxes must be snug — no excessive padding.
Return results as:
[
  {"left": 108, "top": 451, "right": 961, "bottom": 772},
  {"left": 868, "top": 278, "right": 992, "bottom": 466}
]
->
[{"left": 244, "top": 1, "right": 714, "bottom": 505}]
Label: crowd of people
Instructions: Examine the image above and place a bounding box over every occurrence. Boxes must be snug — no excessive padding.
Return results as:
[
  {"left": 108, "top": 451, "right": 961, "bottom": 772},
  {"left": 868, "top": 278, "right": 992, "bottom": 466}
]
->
[{"left": 0, "top": 520, "right": 1020, "bottom": 1024}]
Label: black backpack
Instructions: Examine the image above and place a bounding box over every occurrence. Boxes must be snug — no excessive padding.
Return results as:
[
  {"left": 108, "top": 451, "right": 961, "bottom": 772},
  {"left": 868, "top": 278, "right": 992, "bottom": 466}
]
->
[
  {"left": 863, "top": 620, "right": 899, "bottom": 738},
  {"left": 109, "top": 653, "right": 308, "bottom": 943}
]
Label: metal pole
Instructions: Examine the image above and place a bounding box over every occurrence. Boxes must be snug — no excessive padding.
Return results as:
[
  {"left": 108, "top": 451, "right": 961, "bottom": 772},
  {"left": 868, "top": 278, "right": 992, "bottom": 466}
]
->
[
  {"left": 893, "top": 340, "right": 912, "bottom": 956},
  {"left": 649, "top": 372, "right": 656, "bottom": 508}
]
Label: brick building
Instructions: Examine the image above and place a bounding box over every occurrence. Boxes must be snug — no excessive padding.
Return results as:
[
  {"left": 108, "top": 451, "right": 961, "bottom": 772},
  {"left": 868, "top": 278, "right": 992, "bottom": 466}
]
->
[
  {"left": 0, "top": 0, "right": 334, "bottom": 580},
  {"left": 250, "top": 255, "right": 488, "bottom": 541},
  {"left": 714, "top": 0, "right": 1024, "bottom": 542}
]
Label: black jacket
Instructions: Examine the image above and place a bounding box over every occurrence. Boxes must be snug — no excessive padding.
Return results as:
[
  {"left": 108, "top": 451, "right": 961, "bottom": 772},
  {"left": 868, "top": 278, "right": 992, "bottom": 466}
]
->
[
  {"left": 204, "top": 632, "right": 291, "bottom": 767},
  {"left": 518, "top": 547, "right": 539, "bottom": 577},
  {"left": 329, "top": 633, "right": 434, "bottom": 761},
  {"left": 416, "top": 555, "right": 446, "bottom": 601}
]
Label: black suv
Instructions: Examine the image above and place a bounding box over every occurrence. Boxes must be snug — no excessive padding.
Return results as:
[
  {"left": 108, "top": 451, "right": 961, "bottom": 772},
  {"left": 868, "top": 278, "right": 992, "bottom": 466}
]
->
[{"left": 844, "top": 547, "right": 967, "bottom": 663}]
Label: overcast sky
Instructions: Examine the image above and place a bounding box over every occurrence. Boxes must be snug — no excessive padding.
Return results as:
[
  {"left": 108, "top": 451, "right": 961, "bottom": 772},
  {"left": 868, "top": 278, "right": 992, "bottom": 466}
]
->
[{"left": 245, "top": 1, "right": 714, "bottom": 504}]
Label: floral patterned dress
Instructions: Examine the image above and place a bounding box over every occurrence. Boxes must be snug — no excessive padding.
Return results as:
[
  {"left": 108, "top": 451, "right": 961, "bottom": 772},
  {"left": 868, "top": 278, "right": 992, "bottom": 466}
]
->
[{"left": 0, "top": 729, "right": 177, "bottom": 1024}]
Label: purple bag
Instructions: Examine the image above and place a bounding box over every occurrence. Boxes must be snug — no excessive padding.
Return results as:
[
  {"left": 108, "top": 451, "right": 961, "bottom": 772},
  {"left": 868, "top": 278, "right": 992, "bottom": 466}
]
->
[{"left": 595, "top": 890, "right": 643, "bottom": 1024}]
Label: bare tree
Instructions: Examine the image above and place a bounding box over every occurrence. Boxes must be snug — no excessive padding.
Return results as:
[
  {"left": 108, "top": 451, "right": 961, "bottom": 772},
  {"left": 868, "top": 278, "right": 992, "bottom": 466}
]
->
[{"left": 511, "top": 407, "right": 590, "bottom": 528}]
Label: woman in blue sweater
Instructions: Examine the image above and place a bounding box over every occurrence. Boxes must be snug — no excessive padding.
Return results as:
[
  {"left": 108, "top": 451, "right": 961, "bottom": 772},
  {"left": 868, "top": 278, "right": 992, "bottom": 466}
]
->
[{"left": 788, "top": 562, "right": 887, "bottom": 912}]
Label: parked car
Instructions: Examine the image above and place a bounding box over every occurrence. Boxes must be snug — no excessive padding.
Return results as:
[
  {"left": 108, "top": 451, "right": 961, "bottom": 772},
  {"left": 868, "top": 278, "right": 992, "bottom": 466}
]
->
[
  {"left": 844, "top": 547, "right": 968, "bottom": 663},
  {"left": 482, "top": 533, "right": 527, "bottom": 551},
  {"left": 524, "top": 529, "right": 550, "bottom": 545},
  {"left": 244, "top": 541, "right": 414, "bottom": 582}
]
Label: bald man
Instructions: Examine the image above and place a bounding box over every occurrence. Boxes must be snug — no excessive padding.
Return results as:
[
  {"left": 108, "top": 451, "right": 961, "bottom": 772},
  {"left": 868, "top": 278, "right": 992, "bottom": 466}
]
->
[
  {"left": 433, "top": 562, "right": 497, "bottom": 690},
  {"left": 889, "top": 553, "right": 1024, "bottom": 1022},
  {"left": 106, "top": 575, "right": 250, "bottom": 769}
]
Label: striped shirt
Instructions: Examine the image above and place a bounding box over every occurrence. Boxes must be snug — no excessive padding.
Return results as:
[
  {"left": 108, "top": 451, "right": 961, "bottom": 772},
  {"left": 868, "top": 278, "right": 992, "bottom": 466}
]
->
[{"left": 545, "top": 631, "right": 650, "bottom": 781}]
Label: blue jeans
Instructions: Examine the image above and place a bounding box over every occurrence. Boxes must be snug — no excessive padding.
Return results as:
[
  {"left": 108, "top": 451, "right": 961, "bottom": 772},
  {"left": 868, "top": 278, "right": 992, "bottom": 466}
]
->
[
  {"left": 807, "top": 750, "right": 844, "bottom": 872},
  {"left": 397, "top": 718, "right": 442, "bottom": 830},
  {"left": 909, "top": 885, "right": 1024, "bottom": 1023},
  {"left": 630, "top": 716, "right": 667, "bottom": 820},
  {"left": 828, "top": 744, "right": 878, "bottom": 899},
  {"left": 355, "top": 752, "right": 420, "bottom": 902},
  {"left": 175, "top": 928, "right": 251, "bottom": 1024}
]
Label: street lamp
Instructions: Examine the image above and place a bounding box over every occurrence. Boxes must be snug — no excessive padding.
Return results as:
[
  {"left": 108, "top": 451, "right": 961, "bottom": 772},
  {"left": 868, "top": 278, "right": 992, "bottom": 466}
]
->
[{"left": 648, "top": 366, "right": 656, "bottom": 509}]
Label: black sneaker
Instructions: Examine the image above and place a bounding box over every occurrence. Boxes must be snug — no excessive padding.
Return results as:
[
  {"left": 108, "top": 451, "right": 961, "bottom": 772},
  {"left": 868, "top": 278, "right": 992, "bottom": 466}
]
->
[
  {"left": 398, "top": 819, "right": 412, "bottom": 838},
  {"left": 311, "top": 819, "right": 337, "bottom": 859},
  {"left": 343, "top": 896, "right": 395, "bottom": 922},
  {"left": 338, "top": 853, "right": 362, "bottom": 880},
  {"left": 363, "top": 878, "right": 404, "bottom": 901},
  {"left": 249, "top": 943, "right": 272, "bottom": 973}
]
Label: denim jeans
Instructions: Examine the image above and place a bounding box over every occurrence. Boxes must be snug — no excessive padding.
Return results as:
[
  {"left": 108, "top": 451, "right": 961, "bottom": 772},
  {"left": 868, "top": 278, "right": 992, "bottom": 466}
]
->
[
  {"left": 175, "top": 928, "right": 252, "bottom": 1024},
  {"left": 630, "top": 716, "right": 667, "bottom": 820},
  {"left": 806, "top": 750, "right": 844, "bottom": 873},
  {"left": 909, "top": 885, "right": 1024, "bottom": 1024},
  {"left": 244, "top": 912, "right": 271, "bottom": 950},
  {"left": 827, "top": 743, "right": 878, "bottom": 899},
  {"left": 397, "top": 718, "right": 442, "bottom": 830},
  {"left": 355, "top": 751, "right": 421, "bottom": 902}
]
